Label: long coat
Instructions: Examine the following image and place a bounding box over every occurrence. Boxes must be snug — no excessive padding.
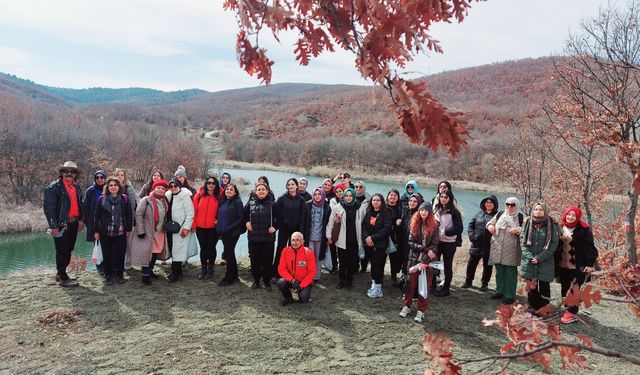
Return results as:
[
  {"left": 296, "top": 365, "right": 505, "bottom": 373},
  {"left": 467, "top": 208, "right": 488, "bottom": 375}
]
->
[
  {"left": 325, "top": 203, "right": 364, "bottom": 251},
  {"left": 166, "top": 188, "right": 194, "bottom": 262},
  {"left": 520, "top": 218, "right": 559, "bottom": 282},
  {"left": 130, "top": 195, "right": 168, "bottom": 267},
  {"left": 487, "top": 212, "right": 523, "bottom": 267}
]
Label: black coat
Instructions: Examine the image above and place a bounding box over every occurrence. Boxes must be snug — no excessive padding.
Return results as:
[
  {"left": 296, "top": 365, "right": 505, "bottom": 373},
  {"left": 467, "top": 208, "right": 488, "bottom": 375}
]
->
[
  {"left": 387, "top": 204, "right": 403, "bottom": 245},
  {"left": 301, "top": 201, "right": 331, "bottom": 254},
  {"left": 467, "top": 195, "right": 498, "bottom": 257},
  {"left": 244, "top": 195, "right": 279, "bottom": 242},
  {"left": 43, "top": 179, "right": 84, "bottom": 230},
  {"left": 275, "top": 193, "right": 306, "bottom": 233},
  {"left": 93, "top": 195, "right": 134, "bottom": 236},
  {"left": 82, "top": 184, "right": 104, "bottom": 241},
  {"left": 554, "top": 224, "right": 598, "bottom": 273},
  {"left": 362, "top": 208, "right": 393, "bottom": 250},
  {"left": 218, "top": 196, "right": 245, "bottom": 238}
]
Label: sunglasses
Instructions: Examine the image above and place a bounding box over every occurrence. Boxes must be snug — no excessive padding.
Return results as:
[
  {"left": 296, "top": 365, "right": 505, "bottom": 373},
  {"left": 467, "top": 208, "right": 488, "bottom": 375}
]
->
[
  {"left": 61, "top": 169, "right": 75, "bottom": 174},
  {"left": 169, "top": 184, "right": 179, "bottom": 188},
  {"left": 206, "top": 181, "right": 216, "bottom": 185},
  {"left": 95, "top": 175, "right": 105, "bottom": 180},
  {"left": 355, "top": 186, "right": 363, "bottom": 189},
  {"left": 505, "top": 203, "right": 516, "bottom": 207}
]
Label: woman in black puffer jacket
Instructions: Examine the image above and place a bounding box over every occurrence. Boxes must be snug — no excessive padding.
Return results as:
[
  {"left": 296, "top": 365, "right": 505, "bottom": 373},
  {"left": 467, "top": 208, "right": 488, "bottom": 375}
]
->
[
  {"left": 362, "top": 193, "right": 393, "bottom": 299},
  {"left": 217, "top": 183, "right": 246, "bottom": 286},
  {"left": 463, "top": 195, "right": 498, "bottom": 290}
]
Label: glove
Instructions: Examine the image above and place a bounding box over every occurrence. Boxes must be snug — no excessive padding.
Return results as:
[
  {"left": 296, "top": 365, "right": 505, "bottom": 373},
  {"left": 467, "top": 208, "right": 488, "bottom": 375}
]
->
[{"left": 137, "top": 233, "right": 146, "bottom": 239}]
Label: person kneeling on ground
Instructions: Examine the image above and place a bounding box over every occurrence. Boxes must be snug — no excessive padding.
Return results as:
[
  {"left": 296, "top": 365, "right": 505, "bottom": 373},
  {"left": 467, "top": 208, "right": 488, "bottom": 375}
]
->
[{"left": 277, "top": 232, "right": 317, "bottom": 306}]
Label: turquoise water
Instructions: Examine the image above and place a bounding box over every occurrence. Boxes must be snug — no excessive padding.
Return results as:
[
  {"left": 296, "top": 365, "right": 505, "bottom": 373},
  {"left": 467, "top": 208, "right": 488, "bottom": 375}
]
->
[{"left": 0, "top": 167, "right": 507, "bottom": 275}]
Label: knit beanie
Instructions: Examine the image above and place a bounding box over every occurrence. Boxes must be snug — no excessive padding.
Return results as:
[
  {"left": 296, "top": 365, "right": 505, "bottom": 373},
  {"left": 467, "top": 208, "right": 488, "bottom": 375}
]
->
[
  {"left": 174, "top": 165, "right": 187, "bottom": 179},
  {"left": 418, "top": 202, "right": 432, "bottom": 212},
  {"left": 152, "top": 179, "right": 169, "bottom": 190}
]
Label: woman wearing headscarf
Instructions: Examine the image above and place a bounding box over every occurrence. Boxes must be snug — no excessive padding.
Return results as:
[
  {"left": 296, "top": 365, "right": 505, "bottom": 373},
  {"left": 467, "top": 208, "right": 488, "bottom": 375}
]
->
[
  {"left": 192, "top": 175, "right": 221, "bottom": 280},
  {"left": 131, "top": 179, "right": 170, "bottom": 285},
  {"left": 298, "top": 177, "right": 312, "bottom": 202},
  {"left": 400, "top": 202, "right": 439, "bottom": 323},
  {"left": 386, "top": 188, "right": 403, "bottom": 286},
  {"left": 217, "top": 183, "right": 245, "bottom": 286},
  {"left": 138, "top": 170, "right": 164, "bottom": 199},
  {"left": 486, "top": 197, "right": 523, "bottom": 304},
  {"left": 220, "top": 172, "right": 232, "bottom": 193},
  {"left": 165, "top": 178, "right": 195, "bottom": 282},
  {"left": 301, "top": 187, "right": 331, "bottom": 281},
  {"left": 354, "top": 181, "right": 372, "bottom": 272},
  {"left": 115, "top": 167, "right": 138, "bottom": 270},
  {"left": 328, "top": 183, "right": 346, "bottom": 271},
  {"left": 400, "top": 180, "right": 420, "bottom": 210},
  {"left": 326, "top": 187, "right": 363, "bottom": 289},
  {"left": 556, "top": 206, "right": 598, "bottom": 323},
  {"left": 245, "top": 182, "right": 279, "bottom": 290},
  {"left": 362, "top": 193, "right": 393, "bottom": 298},
  {"left": 93, "top": 176, "right": 134, "bottom": 285},
  {"left": 463, "top": 194, "right": 498, "bottom": 290},
  {"left": 433, "top": 189, "right": 464, "bottom": 297},
  {"left": 273, "top": 178, "right": 306, "bottom": 281},
  {"left": 520, "top": 202, "right": 559, "bottom": 313}
]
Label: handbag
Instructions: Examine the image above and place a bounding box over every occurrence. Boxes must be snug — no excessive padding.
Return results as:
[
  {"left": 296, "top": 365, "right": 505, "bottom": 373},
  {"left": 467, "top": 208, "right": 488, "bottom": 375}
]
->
[
  {"left": 186, "top": 233, "right": 200, "bottom": 258},
  {"left": 91, "top": 240, "right": 103, "bottom": 265},
  {"left": 386, "top": 240, "right": 397, "bottom": 254},
  {"left": 164, "top": 220, "right": 181, "bottom": 234},
  {"left": 330, "top": 215, "right": 341, "bottom": 243}
]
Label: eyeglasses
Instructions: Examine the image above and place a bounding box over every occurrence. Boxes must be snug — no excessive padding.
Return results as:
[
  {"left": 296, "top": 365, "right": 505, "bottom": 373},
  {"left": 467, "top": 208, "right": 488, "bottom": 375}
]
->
[
  {"left": 95, "top": 176, "right": 105, "bottom": 180},
  {"left": 505, "top": 203, "right": 516, "bottom": 207},
  {"left": 206, "top": 181, "right": 216, "bottom": 185},
  {"left": 339, "top": 175, "right": 344, "bottom": 179}
]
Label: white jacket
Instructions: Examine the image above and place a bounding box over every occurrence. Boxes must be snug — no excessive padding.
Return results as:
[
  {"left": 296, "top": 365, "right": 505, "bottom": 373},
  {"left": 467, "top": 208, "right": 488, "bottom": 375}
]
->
[
  {"left": 165, "top": 188, "right": 194, "bottom": 262},
  {"left": 325, "top": 203, "right": 365, "bottom": 251}
]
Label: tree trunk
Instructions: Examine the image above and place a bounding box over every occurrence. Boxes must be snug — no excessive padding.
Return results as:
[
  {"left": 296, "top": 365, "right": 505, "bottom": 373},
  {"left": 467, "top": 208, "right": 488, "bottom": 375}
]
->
[{"left": 625, "top": 187, "right": 639, "bottom": 265}]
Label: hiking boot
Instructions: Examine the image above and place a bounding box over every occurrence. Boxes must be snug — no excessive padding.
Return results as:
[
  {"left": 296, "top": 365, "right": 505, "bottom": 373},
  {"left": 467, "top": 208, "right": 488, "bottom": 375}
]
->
[
  {"left": 490, "top": 293, "right": 504, "bottom": 300},
  {"left": 204, "top": 265, "right": 214, "bottom": 280},
  {"left": 414, "top": 310, "right": 425, "bottom": 323},
  {"left": 280, "top": 298, "right": 292, "bottom": 306},
  {"left": 502, "top": 298, "right": 515, "bottom": 305},
  {"left": 560, "top": 311, "right": 577, "bottom": 324},
  {"left": 480, "top": 283, "right": 489, "bottom": 291},
  {"left": 116, "top": 276, "right": 126, "bottom": 284},
  {"left": 263, "top": 283, "right": 272, "bottom": 292},
  {"left": 461, "top": 281, "right": 472, "bottom": 288},
  {"left": 218, "top": 278, "right": 237, "bottom": 287},
  {"left": 167, "top": 273, "right": 179, "bottom": 283},
  {"left": 399, "top": 306, "right": 411, "bottom": 318},
  {"left": 141, "top": 276, "right": 152, "bottom": 286},
  {"left": 433, "top": 288, "right": 449, "bottom": 297},
  {"left": 391, "top": 275, "right": 399, "bottom": 287},
  {"left": 198, "top": 267, "right": 207, "bottom": 280},
  {"left": 250, "top": 281, "right": 261, "bottom": 289},
  {"left": 336, "top": 282, "right": 345, "bottom": 289},
  {"left": 105, "top": 276, "right": 114, "bottom": 286},
  {"left": 59, "top": 279, "right": 79, "bottom": 288}
]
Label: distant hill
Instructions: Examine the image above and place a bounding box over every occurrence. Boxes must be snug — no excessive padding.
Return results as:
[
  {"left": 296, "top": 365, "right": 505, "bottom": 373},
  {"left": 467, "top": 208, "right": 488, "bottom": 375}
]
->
[{"left": 0, "top": 73, "right": 208, "bottom": 105}]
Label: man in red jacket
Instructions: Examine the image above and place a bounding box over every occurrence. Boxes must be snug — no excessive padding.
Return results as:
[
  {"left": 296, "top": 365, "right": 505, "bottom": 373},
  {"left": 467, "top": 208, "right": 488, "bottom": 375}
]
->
[{"left": 277, "top": 232, "right": 317, "bottom": 306}]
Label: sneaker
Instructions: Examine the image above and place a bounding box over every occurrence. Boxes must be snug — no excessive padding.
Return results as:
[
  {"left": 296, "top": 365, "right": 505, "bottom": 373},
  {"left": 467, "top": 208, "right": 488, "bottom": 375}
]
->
[
  {"left": 399, "top": 306, "right": 411, "bottom": 318},
  {"left": 461, "top": 281, "right": 472, "bottom": 288},
  {"left": 480, "top": 283, "right": 489, "bottom": 291},
  {"left": 560, "top": 311, "right": 577, "bottom": 324},
  {"left": 414, "top": 310, "right": 425, "bottom": 323},
  {"left": 59, "top": 279, "right": 79, "bottom": 288}
]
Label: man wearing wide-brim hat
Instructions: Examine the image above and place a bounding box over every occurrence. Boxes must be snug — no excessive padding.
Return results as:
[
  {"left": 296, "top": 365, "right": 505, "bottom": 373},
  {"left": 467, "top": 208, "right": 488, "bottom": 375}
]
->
[{"left": 43, "top": 161, "right": 85, "bottom": 287}]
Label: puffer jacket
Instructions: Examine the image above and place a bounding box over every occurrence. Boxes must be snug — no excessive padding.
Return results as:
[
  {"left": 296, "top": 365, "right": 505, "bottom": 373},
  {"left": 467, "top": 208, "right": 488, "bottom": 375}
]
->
[
  {"left": 82, "top": 184, "right": 103, "bottom": 241},
  {"left": 362, "top": 208, "right": 393, "bottom": 250},
  {"left": 467, "top": 195, "right": 498, "bottom": 257},
  {"left": 245, "top": 195, "right": 279, "bottom": 242},
  {"left": 216, "top": 196, "right": 245, "bottom": 237},
  {"left": 43, "top": 179, "right": 84, "bottom": 230},
  {"left": 276, "top": 193, "right": 305, "bottom": 233},
  {"left": 193, "top": 188, "right": 220, "bottom": 229}
]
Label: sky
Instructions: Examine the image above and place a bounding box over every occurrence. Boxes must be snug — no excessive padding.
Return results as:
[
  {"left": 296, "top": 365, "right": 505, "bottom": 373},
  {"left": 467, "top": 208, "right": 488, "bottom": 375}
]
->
[{"left": 0, "top": 0, "right": 614, "bottom": 92}]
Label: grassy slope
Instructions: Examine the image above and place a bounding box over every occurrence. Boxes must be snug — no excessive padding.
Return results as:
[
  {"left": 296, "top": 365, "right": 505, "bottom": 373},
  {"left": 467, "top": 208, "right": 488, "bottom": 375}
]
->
[{"left": 0, "top": 257, "right": 638, "bottom": 374}]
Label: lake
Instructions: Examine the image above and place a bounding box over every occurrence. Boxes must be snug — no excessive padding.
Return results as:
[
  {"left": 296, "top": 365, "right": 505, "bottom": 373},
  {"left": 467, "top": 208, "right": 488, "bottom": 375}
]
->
[{"left": 0, "top": 167, "right": 508, "bottom": 275}]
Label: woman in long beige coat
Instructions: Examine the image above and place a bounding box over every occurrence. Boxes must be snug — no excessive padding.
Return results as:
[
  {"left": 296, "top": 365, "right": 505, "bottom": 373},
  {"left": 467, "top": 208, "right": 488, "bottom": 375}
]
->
[
  {"left": 486, "top": 197, "right": 523, "bottom": 304},
  {"left": 130, "top": 180, "right": 170, "bottom": 285}
]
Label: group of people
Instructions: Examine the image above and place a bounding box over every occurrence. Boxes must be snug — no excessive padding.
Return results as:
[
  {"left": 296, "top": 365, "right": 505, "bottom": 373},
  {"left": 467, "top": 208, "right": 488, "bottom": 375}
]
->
[{"left": 44, "top": 161, "right": 597, "bottom": 325}]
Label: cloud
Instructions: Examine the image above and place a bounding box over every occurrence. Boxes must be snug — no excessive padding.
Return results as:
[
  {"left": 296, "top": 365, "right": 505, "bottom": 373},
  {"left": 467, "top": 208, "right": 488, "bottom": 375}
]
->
[{"left": 0, "top": 46, "right": 33, "bottom": 64}]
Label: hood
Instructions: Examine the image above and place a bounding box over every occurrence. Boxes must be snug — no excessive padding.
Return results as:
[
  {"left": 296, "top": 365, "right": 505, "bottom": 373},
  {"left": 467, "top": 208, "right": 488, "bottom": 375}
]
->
[
  {"left": 480, "top": 194, "right": 498, "bottom": 213},
  {"left": 405, "top": 180, "right": 420, "bottom": 195}
]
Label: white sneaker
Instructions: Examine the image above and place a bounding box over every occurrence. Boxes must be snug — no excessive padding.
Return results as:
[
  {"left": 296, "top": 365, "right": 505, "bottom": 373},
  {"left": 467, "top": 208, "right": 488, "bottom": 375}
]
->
[
  {"left": 399, "top": 306, "right": 411, "bottom": 318},
  {"left": 367, "top": 284, "right": 383, "bottom": 298},
  {"left": 367, "top": 281, "right": 375, "bottom": 293},
  {"left": 414, "top": 311, "right": 425, "bottom": 323}
]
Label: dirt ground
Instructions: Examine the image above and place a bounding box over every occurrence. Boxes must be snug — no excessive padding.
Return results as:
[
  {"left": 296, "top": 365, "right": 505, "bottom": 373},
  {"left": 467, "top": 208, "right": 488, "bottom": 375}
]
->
[{"left": 0, "top": 254, "right": 638, "bottom": 375}]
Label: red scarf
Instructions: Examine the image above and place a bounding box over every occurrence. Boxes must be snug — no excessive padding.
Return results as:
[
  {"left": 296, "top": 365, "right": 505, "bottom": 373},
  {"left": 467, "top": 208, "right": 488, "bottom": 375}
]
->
[{"left": 149, "top": 192, "right": 168, "bottom": 227}]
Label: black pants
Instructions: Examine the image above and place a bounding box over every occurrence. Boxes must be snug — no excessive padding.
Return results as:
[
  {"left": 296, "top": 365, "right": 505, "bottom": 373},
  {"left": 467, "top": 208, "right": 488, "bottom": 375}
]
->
[
  {"left": 389, "top": 240, "right": 402, "bottom": 276},
  {"left": 221, "top": 234, "right": 240, "bottom": 280},
  {"left": 370, "top": 246, "right": 388, "bottom": 284},
  {"left": 250, "top": 240, "right": 274, "bottom": 284},
  {"left": 53, "top": 221, "right": 79, "bottom": 281},
  {"left": 329, "top": 244, "right": 338, "bottom": 272},
  {"left": 196, "top": 228, "right": 218, "bottom": 267},
  {"left": 273, "top": 229, "right": 292, "bottom": 278},
  {"left": 434, "top": 242, "right": 456, "bottom": 289},
  {"left": 338, "top": 241, "right": 359, "bottom": 284},
  {"left": 277, "top": 278, "right": 312, "bottom": 302},
  {"left": 101, "top": 234, "right": 126, "bottom": 278},
  {"left": 558, "top": 267, "right": 589, "bottom": 314},
  {"left": 465, "top": 251, "right": 493, "bottom": 285},
  {"left": 361, "top": 246, "right": 373, "bottom": 272},
  {"left": 528, "top": 280, "right": 551, "bottom": 311}
]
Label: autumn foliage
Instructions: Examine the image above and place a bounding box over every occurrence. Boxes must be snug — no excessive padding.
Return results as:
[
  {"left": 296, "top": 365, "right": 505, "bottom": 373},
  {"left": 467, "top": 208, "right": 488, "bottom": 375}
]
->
[{"left": 223, "top": 0, "right": 475, "bottom": 155}]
